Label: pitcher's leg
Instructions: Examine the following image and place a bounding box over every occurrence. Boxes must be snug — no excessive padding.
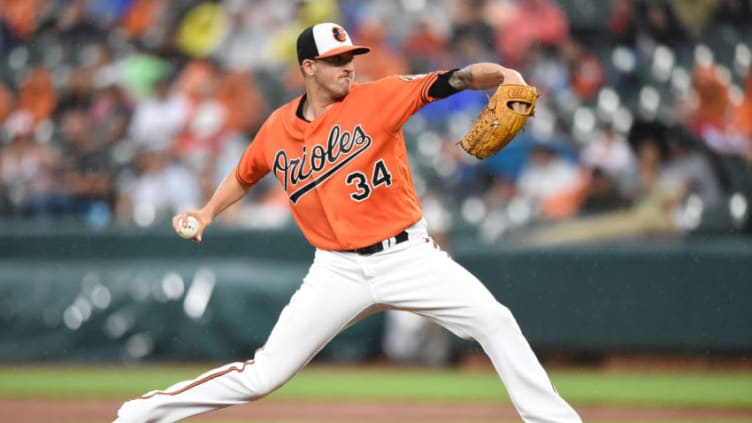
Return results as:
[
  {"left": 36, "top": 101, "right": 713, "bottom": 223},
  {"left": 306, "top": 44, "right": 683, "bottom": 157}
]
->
[
  {"left": 467, "top": 301, "right": 581, "bottom": 423},
  {"left": 374, "top": 241, "right": 581, "bottom": 423},
  {"left": 115, "top": 253, "right": 373, "bottom": 423}
]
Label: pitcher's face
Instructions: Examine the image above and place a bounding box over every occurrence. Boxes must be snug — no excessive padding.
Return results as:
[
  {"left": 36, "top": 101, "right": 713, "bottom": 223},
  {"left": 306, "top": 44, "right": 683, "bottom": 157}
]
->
[{"left": 309, "top": 53, "right": 355, "bottom": 99}]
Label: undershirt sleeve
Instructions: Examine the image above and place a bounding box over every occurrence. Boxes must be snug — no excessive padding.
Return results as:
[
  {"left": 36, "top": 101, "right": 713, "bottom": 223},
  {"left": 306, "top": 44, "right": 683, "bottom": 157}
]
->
[{"left": 427, "top": 68, "right": 461, "bottom": 99}]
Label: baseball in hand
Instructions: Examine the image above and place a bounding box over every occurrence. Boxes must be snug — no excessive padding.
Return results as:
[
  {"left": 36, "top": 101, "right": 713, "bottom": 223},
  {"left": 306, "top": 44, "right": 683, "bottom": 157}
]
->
[{"left": 177, "top": 216, "right": 199, "bottom": 239}]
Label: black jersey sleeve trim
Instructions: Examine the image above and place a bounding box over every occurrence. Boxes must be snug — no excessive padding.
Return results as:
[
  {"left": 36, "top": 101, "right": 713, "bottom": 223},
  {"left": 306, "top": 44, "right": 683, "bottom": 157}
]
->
[{"left": 427, "top": 68, "right": 461, "bottom": 99}]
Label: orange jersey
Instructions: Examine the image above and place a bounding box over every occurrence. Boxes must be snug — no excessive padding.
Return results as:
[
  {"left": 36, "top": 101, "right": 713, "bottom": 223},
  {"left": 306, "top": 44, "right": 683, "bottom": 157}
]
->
[{"left": 236, "top": 72, "right": 444, "bottom": 250}]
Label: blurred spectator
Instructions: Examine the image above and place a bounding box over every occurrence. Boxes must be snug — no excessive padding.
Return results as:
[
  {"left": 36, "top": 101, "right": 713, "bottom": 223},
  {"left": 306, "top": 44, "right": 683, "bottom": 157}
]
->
[
  {"left": 579, "top": 167, "right": 632, "bottom": 215},
  {"left": 174, "top": 58, "right": 213, "bottom": 103},
  {"left": 88, "top": 83, "right": 131, "bottom": 147},
  {"left": 691, "top": 63, "right": 731, "bottom": 133},
  {"left": 477, "top": 175, "right": 521, "bottom": 242},
  {"left": 0, "top": 110, "right": 62, "bottom": 216},
  {"left": 86, "top": 0, "right": 133, "bottom": 28},
  {"left": 58, "top": 109, "right": 115, "bottom": 224},
  {"left": 54, "top": 0, "right": 104, "bottom": 46},
  {"left": 295, "top": 0, "right": 341, "bottom": 26},
  {"left": 733, "top": 72, "right": 752, "bottom": 162},
  {"left": 638, "top": 2, "right": 689, "bottom": 47},
  {"left": 172, "top": 67, "right": 230, "bottom": 172},
  {"left": 686, "top": 63, "right": 747, "bottom": 158},
  {"left": 215, "top": 70, "right": 268, "bottom": 135},
  {"left": 520, "top": 133, "right": 683, "bottom": 246},
  {"left": 450, "top": 0, "right": 496, "bottom": 54},
  {"left": 175, "top": 2, "right": 228, "bottom": 59},
  {"left": 560, "top": 37, "right": 605, "bottom": 101},
  {"left": 128, "top": 77, "right": 189, "bottom": 153},
  {"left": 493, "top": 0, "right": 568, "bottom": 66},
  {"left": 0, "top": 83, "right": 13, "bottom": 123},
  {"left": 451, "top": 26, "right": 498, "bottom": 67},
  {"left": 671, "top": 0, "right": 717, "bottom": 37},
  {"left": 214, "top": 1, "right": 287, "bottom": 72},
  {"left": 608, "top": 0, "right": 638, "bottom": 46},
  {"left": 115, "top": 148, "right": 200, "bottom": 226},
  {"left": 627, "top": 135, "right": 687, "bottom": 232},
  {"left": 1, "top": 0, "right": 44, "bottom": 45},
  {"left": 119, "top": 50, "right": 173, "bottom": 101},
  {"left": 0, "top": 0, "right": 747, "bottom": 242},
  {"left": 524, "top": 44, "right": 569, "bottom": 102},
  {"left": 402, "top": 18, "right": 449, "bottom": 72},
  {"left": 712, "top": 0, "right": 752, "bottom": 27},
  {"left": 628, "top": 132, "right": 683, "bottom": 208},
  {"left": 580, "top": 125, "right": 637, "bottom": 190},
  {"left": 120, "top": 0, "right": 168, "bottom": 40},
  {"left": 17, "top": 67, "right": 56, "bottom": 124},
  {"left": 56, "top": 68, "right": 95, "bottom": 114},
  {"left": 351, "top": 21, "right": 409, "bottom": 82},
  {"left": 662, "top": 128, "right": 723, "bottom": 209},
  {"left": 484, "top": 174, "right": 518, "bottom": 211},
  {"left": 515, "top": 142, "right": 584, "bottom": 220}
]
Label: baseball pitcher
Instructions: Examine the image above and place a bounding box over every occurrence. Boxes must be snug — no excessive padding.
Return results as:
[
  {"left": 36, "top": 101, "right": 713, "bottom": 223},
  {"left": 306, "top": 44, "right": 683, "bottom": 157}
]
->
[{"left": 114, "top": 22, "right": 580, "bottom": 423}]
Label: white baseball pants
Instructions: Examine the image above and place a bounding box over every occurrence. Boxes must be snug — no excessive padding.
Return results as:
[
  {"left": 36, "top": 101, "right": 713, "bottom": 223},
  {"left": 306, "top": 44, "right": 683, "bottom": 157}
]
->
[{"left": 115, "top": 219, "right": 581, "bottom": 423}]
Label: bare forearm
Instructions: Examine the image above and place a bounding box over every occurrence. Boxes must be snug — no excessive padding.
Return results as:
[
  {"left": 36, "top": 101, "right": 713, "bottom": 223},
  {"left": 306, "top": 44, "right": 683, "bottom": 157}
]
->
[
  {"left": 448, "top": 63, "right": 527, "bottom": 91},
  {"left": 200, "top": 169, "right": 252, "bottom": 222}
]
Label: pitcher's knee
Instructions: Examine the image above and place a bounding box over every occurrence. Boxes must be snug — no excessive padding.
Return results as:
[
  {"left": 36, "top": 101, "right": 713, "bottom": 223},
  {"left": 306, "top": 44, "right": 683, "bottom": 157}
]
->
[
  {"left": 474, "top": 302, "right": 519, "bottom": 334},
  {"left": 246, "top": 360, "right": 293, "bottom": 398},
  {"left": 251, "top": 374, "right": 286, "bottom": 398}
]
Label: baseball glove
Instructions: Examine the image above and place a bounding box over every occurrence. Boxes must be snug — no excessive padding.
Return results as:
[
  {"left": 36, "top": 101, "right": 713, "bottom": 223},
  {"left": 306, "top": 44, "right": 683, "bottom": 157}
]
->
[{"left": 459, "top": 84, "right": 539, "bottom": 159}]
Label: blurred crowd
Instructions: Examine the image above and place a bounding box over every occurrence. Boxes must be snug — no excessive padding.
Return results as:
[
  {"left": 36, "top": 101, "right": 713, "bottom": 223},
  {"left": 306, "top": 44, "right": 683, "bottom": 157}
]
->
[{"left": 1, "top": 0, "right": 751, "bottom": 243}]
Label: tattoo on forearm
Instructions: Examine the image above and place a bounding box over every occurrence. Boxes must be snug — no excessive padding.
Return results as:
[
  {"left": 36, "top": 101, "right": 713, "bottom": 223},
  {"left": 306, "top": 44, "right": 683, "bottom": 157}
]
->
[{"left": 449, "top": 66, "right": 473, "bottom": 90}]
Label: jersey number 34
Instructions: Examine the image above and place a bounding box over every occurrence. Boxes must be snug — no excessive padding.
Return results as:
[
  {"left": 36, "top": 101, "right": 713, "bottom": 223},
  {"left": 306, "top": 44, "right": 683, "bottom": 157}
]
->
[{"left": 345, "top": 159, "right": 393, "bottom": 202}]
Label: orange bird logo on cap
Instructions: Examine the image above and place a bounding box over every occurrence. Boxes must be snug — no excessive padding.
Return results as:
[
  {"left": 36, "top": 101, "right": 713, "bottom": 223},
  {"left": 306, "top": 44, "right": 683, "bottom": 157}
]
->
[{"left": 332, "top": 26, "right": 347, "bottom": 42}]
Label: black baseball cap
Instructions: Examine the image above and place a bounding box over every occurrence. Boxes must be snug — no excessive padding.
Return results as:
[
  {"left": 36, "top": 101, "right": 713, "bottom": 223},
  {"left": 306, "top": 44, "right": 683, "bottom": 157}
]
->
[{"left": 296, "top": 23, "right": 370, "bottom": 65}]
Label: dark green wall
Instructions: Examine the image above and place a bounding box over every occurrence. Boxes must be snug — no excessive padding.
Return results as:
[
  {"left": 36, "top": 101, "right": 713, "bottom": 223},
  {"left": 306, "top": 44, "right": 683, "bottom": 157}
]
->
[
  {"left": 1, "top": 221, "right": 750, "bottom": 361},
  {"left": 457, "top": 240, "right": 752, "bottom": 352}
]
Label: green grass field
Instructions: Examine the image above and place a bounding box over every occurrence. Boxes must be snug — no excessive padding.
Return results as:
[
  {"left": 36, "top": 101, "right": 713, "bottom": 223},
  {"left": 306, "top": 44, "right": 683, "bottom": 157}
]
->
[
  {"left": 2, "top": 364, "right": 751, "bottom": 423},
  {"left": 2, "top": 364, "right": 751, "bottom": 408}
]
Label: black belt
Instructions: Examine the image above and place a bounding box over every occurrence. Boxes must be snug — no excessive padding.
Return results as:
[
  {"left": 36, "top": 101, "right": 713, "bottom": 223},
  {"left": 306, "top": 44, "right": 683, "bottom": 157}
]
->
[{"left": 347, "top": 231, "right": 409, "bottom": 255}]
